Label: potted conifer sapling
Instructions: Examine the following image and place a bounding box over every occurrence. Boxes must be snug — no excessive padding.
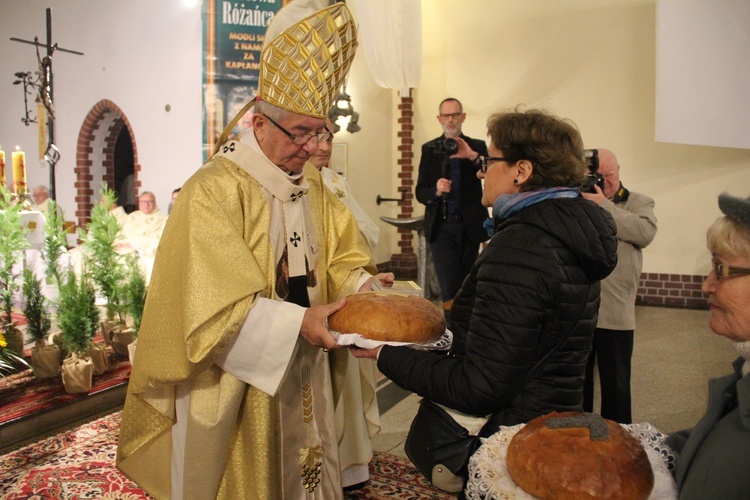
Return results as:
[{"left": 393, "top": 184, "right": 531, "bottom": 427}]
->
[
  {"left": 0, "top": 185, "right": 30, "bottom": 362},
  {"left": 58, "top": 270, "right": 100, "bottom": 393},
  {"left": 23, "top": 268, "right": 59, "bottom": 378},
  {"left": 124, "top": 254, "right": 147, "bottom": 364},
  {"left": 40, "top": 198, "right": 71, "bottom": 361},
  {"left": 83, "top": 186, "right": 127, "bottom": 355}
]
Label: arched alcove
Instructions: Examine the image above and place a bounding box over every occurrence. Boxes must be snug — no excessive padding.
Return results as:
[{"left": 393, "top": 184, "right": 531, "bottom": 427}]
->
[{"left": 75, "top": 100, "right": 140, "bottom": 228}]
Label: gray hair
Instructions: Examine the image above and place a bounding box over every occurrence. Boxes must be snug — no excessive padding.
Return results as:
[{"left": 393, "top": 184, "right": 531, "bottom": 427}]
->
[
  {"left": 254, "top": 99, "right": 292, "bottom": 123},
  {"left": 707, "top": 216, "right": 750, "bottom": 260}
]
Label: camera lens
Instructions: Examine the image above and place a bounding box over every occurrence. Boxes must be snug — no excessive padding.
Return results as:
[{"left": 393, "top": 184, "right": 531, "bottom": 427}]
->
[{"left": 442, "top": 138, "right": 458, "bottom": 154}]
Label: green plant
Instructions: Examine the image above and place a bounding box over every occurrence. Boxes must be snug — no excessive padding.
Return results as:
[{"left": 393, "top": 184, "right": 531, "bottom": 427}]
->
[
  {"left": 57, "top": 270, "right": 100, "bottom": 355},
  {"left": 0, "top": 332, "right": 28, "bottom": 377},
  {"left": 0, "top": 333, "right": 29, "bottom": 376},
  {"left": 23, "top": 267, "right": 51, "bottom": 343},
  {"left": 40, "top": 198, "right": 68, "bottom": 289},
  {"left": 0, "top": 185, "right": 31, "bottom": 376},
  {"left": 0, "top": 185, "right": 30, "bottom": 330},
  {"left": 82, "top": 186, "right": 127, "bottom": 323},
  {"left": 124, "top": 255, "right": 147, "bottom": 337}
]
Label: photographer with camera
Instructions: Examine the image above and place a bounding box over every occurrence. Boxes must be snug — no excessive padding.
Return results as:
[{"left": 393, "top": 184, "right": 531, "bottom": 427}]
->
[
  {"left": 581, "top": 148, "right": 658, "bottom": 424},
  {"left": 416, "top": 98, "right": 489, "bottom": 316}
]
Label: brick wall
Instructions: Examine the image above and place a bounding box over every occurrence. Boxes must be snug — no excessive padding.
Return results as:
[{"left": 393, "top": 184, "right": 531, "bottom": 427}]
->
[
  {"left": 637, "top": 272, "right": 708, "bottom": 309},
  {"left": 75, "top": 99, "right": 139, "bottom": 228},
  {"left": 389, "top": 92, "right": 418, "bottom": 279}
]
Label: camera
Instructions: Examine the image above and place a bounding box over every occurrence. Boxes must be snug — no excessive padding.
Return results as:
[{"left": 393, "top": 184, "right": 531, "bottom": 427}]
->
[
  {"left": 441, "top": 137, "right": 459, "bottom": 155},
  {"left": 582, "top": 149, "right": 604, "bottom": 194},
  {"left": 429, "top": 137, "right": 459, "bottom": 155}
]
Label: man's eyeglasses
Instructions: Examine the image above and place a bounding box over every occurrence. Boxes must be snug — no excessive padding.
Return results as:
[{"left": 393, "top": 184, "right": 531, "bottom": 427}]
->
[
  {"left": 479, "top": 156, "right": 507, "bottom": 173},
  {"left": 262, "top": 114, "right": 332, "bottom": 145},
  {"left": 439, "top": 112, "right": 463, "bottom": 120},
  {"left": 712, "top": 258, "right": 750, "bottom": 279}
]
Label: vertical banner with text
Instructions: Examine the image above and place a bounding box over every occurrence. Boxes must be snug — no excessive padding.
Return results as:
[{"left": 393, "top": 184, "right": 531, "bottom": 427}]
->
[{"left": 202, "top": 0, "right": 286, "bottom": 159}]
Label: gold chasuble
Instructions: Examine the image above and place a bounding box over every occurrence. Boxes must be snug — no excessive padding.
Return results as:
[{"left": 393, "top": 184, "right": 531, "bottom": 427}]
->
[{"left": 117, "top": 132, "right": 374, "bottom": 499}]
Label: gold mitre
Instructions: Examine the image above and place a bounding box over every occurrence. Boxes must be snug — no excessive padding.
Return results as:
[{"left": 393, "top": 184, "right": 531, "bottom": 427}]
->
[
  {"left": 213, "top": 0, "right": 358, "bottom": 154},
  {"left": 260, "top": 0, "right": 358, "bottom": 118}
]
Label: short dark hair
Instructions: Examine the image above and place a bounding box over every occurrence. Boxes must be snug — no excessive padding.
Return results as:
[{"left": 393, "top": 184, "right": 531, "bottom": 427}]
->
[
  {"left": 486, "top": 107, "right": 586, "bottom": 192},
  {"left": 439, "top": 98, "right": 463, "bottom": 114}
]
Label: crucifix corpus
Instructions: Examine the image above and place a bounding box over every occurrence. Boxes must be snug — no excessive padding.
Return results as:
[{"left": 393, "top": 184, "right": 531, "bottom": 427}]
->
[{"left": 10, "top": 7, "right": 83, "bottom": 201}]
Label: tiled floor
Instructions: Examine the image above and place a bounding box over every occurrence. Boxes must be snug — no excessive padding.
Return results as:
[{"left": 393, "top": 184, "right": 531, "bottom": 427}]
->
[{"left": 373, "top": 305, "right": 735, "bottom": 458}]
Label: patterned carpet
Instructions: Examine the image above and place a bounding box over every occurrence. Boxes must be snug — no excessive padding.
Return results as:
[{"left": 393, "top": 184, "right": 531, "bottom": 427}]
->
[{"left": 0, "top": 411, "right": 457, "bottom": 499}]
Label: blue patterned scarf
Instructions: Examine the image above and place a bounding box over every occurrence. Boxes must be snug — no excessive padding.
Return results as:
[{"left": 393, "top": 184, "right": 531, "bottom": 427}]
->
[{"left": 483, "top": 187, "right": 579, "bottom": 237}]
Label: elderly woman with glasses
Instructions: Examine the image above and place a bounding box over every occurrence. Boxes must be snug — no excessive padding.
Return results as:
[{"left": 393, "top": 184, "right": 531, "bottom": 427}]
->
[
  {"left": 352, "top": 107, "right": 618, "bottom": 492},
  {"left": 666, "top": 192, "right": 750, "bottom": 499}
]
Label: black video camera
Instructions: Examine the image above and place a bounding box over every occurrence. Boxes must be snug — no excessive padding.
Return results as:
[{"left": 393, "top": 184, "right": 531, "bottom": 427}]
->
[
  {"left": 429, "top": 137, "right": 459, "bottom": 155},
  {"left": 582, "top": 149, "right": 604, "bottom": 193},
  {"left": 428, "top": 138, "right": 460, "bottom": 219}
]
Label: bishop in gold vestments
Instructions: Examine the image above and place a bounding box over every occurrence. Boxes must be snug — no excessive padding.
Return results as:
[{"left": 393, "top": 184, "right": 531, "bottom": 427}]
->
[
  {"left": 117, "top": 3, "right": 368, "bottom": 497},
  {"left": 117, "top": 127, "right": 375, "bottom": 499}
]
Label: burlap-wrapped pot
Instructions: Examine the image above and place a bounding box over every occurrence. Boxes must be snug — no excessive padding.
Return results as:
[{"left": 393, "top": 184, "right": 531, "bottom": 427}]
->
[
  {"left": 85, "top": 342, "right": 109, "bottom": 376},
  {"left": 127, "top": 338, "right": 138, "bottom": 365},
  {"left": 48, "top": 331, "right": 69, "bottom": 364},
  {"left": 3, "top": 326, "right": 25, "bottom": 359},
  {"left": 100, "top": 320, "right": 119, "bottom": 346},
  {"left": 111, "top": 327, "right": 134, "bottom": 357},
  {"left": 62, "top": 352, "right": 93, "bottom": 394},
  {"left": 31, "top": 340, "right": 60, "bottom": 378}
]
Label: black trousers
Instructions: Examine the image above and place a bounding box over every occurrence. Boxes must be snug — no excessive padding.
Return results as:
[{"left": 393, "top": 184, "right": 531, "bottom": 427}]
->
[
  {"left": 583, "top": 328, "right": 634, "bottom": 424},
  {"left": 429, "top": 218, "right": 478, "bottom": 303}
]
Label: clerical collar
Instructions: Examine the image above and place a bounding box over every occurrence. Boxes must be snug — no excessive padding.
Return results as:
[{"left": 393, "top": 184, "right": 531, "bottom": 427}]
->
[{"left": 234, "top": 128, "right": 309, "bottom": 203}]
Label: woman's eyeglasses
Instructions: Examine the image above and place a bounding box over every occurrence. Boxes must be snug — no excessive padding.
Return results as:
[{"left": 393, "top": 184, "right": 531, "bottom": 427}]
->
[
  {"left": 479, "top": 156, "right": 507, "bottom": 173},
  {"left": 712, "top": 258, "right": 750, "bottom": 279}
]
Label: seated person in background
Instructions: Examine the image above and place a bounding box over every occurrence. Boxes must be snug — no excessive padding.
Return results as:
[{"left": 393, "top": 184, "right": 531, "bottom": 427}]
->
[
  {"left": 118, "top": 191, "right": 167, "bottom": 257},
  {"left": 310, "top": 116, "right": 379, "bottom": 250},
  {"left": 666, "top": 191, "right": 750, "bottom": 499},
  {"left": 168, "top": 187, "right": 181, "bottom": 214},
  {"left": 31, "top": 185, "right": 64, "bottom": 217}
]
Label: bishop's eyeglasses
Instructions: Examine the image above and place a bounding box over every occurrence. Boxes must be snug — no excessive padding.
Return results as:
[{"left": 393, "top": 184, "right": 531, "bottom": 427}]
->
[{"left": 262, "top": 114, "right": 332, "bottom": 145}]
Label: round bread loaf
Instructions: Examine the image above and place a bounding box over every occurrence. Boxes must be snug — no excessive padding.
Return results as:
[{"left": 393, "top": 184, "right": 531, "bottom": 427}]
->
[
  {"left": 506, "top": 411, "right": 654, "bottom": 500},
  {"left": 328, "top": 292, "right": 445, "bottom": 343}
]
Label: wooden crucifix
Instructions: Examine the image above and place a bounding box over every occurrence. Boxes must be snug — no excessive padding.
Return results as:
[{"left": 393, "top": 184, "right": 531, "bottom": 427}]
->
[{"left": 11, "top": 7, "right": 83, "bottom": 201}]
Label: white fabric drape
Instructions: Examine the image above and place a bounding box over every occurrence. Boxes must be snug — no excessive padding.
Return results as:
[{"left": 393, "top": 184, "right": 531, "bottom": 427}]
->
[{"left": 355, "top": 0, "right": 422, "bottom": 95}]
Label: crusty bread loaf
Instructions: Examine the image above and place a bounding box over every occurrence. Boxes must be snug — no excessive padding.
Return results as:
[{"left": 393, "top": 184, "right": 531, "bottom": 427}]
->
[
  {"left": 328, "top": 292, "right": 445, "bottom": 343},
  {"left": 506, "top": 411, "right": 654, "bottom": 500}
]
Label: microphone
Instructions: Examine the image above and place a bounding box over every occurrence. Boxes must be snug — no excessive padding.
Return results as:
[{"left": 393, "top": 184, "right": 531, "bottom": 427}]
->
[{"left": 442, "top": 158, "right": 450, "bottom": 219}]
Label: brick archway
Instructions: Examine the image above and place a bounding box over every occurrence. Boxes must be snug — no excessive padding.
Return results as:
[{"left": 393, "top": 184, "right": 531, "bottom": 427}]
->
[{"left": 75, "top": 99, "right": 140, "bottom": 228}]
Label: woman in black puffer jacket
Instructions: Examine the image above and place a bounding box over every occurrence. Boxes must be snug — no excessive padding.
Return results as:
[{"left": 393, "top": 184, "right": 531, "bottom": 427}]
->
[{"left": 351, "top": 107, "right": 618, "bottom": 492}]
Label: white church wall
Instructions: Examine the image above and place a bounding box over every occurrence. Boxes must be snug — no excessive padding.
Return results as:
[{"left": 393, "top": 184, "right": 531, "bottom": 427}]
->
[
  {"left": 416, "top": 0, "right": 750, "bottom": 276},
  {"left": 0, "top": 0, "right": 203, "bottom": 218}
]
